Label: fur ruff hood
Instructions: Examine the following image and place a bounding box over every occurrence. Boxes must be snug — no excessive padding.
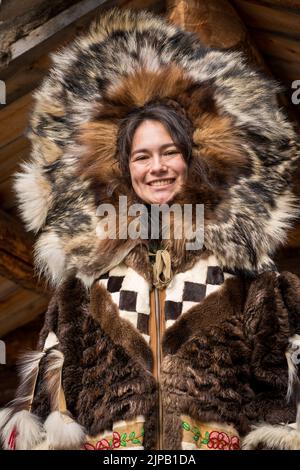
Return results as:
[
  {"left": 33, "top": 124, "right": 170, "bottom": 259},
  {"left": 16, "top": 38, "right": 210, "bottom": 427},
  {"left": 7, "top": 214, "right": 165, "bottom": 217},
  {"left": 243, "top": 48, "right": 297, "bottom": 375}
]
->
[{"left": 15, "top": 8, "right": 300, "bottom": 285}]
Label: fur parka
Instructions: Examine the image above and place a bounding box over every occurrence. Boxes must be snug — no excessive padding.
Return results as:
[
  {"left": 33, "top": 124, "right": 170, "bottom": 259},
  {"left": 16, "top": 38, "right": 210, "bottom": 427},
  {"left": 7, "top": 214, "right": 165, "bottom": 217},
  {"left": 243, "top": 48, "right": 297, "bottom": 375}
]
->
[{"left": 1, "top": 8, "right": 300, "bottom": 451}]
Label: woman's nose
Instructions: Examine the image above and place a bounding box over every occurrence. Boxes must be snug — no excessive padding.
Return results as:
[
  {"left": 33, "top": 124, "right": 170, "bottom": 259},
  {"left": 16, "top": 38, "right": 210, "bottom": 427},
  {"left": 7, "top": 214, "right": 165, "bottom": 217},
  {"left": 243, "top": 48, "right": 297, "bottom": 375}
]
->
[{"left": 149, "top": 155, "right": 167, "bottom": 173}]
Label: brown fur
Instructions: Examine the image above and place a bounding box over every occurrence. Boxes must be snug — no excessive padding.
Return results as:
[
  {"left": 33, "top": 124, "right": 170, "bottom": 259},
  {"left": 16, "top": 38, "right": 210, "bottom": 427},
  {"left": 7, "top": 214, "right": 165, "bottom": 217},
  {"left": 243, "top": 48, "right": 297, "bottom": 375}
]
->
[
  {"left": 89, "top": 282, "right": 153, "bottom": 370},
  {"left": 161, "top": 277, "right": 253, "bottom": 441}
]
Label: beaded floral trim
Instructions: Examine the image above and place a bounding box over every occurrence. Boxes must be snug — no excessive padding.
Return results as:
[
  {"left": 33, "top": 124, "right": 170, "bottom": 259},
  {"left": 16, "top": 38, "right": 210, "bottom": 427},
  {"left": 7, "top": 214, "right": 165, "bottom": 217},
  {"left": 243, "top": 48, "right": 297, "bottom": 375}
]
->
[
  {"left": 181, "top": 417, "right": 240, "bottom": 450},
  {"left": 84, "top": 420, "right": 144, "bottom": 450}
]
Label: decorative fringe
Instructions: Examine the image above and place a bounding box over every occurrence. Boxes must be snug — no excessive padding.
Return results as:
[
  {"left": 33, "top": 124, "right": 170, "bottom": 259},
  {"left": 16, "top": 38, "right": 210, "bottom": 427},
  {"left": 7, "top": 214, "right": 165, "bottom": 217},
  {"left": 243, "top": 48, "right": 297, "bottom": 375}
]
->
[
  {"left": 0, "top": 333, "right": 86, "bottom": 450},
  {"left": 44, "top": 411, "right": 86, "bottom": 450},
  {"left": 0, "top": 332, "right": 61, "bottom": 450},
  {"left": 0, "top": 410, "right": 45, "bottom": 450},
  {"left": 285, "top": 335, "right": 300, "bottom": 402},
  {"left": 285, "top": 335, "right": 300, "bottom": 433},
  {"left": 14, "top": 351, "right": 46, "bottom": 412},
  {"left": 43, "top": 349, "right": 86, "bottom": 449},
  {"left": 0, "top": 350, "right": 47, "bottom": 450}
]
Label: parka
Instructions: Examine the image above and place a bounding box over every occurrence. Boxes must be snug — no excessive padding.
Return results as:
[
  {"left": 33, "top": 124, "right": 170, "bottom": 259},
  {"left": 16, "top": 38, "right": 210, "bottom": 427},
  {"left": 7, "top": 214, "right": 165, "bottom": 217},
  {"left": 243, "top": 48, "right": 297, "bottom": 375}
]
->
[{"left": 1, "top": 8, "right": 300, "bottom": 451}]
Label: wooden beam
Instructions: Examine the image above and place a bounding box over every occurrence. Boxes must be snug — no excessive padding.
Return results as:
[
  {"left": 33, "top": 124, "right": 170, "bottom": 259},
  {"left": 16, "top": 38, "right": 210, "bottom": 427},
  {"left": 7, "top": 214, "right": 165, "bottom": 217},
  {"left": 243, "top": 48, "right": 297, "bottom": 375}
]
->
[
  {"left": 268, "top": 57, "right": 300, "bottom": 83},
  {"left": 0, "top": 210, "right": 34, "bottom": 265},
  {"left": 253, "top": 30, "right": 300, "bottom": 63},
  {"left": 0, "top": 93, "right": 32, "bottom": 150},
  {"left": 0, "top": 0, "right": 83, "bottom": 67},
  {"left": 232, "top": 0, "right": 300, "bottom": 39},
  {"left": 166, "top": 0, "right": 266, "bottom": 68},
  {"left": 0, "top": 0, "right": 164, "bottom": 104},
  {"left": 9, "top": 0, "right": 109, "bottom": 65},
  {"left": 249, "top": 0, "right": 300, "bottom": 9},
  {"left": 0, "top": 276, "right": 19, "bottom": 299},
  {"left": 0, "top": 289, "right": 48, "bottom": 337},
  {"left": 0, "top": 210, "right": 47, "bottom": 294},
  {"left": 0, "top": 137, "right": 30, "bottom": 184}
]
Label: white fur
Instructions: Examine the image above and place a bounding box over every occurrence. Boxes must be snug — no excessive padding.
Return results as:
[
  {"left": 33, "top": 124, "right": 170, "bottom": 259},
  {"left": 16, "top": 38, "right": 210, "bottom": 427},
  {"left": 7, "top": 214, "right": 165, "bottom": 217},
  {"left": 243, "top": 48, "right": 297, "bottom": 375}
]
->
[
  {"left": 264, "top": 192, "right": 300, "bottom": 246},
  {"left": 0, "top": 408, "right": 13, "bottom": 431},
  {"left": 34, "top": 231, "right": 66, "bottom": 285},
  {"left": 242, "top": 424, "right": 300, "bottom": 450},
  {"left": 16, "top": 351, "right": 45, "bottom": 384},
  {"left": 14, "top": 163, "right": 52, "bottom": 233},
  {"left": 0, "top": 410, "right": 45, "bottom": 450},
  {"left": 44, "top": 411, "right": 86, "bottom": 449},
  {"left": 43, "top": 331, "right": 60, "bottom": 351},
  {"left": 46, "top": 349, "right": 64, "bottom": 373}
]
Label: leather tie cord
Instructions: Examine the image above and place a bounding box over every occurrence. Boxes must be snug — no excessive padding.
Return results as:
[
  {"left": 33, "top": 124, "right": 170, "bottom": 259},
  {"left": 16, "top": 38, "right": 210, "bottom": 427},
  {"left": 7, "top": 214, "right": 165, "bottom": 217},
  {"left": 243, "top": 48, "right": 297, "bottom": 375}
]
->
[{"left": 150, "top": 249, "right": 173, "bottom": 289}]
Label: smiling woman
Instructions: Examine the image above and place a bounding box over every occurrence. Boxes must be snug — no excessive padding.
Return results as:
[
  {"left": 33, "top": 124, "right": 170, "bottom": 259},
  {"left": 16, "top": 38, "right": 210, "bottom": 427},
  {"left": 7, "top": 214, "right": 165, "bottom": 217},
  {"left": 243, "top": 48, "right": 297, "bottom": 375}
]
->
[
  {"left": 2, "top": 7, "right": 300, "bottom": 451},
  {"left": 117, "top": 100, "right": 193, "bottom": 205}
]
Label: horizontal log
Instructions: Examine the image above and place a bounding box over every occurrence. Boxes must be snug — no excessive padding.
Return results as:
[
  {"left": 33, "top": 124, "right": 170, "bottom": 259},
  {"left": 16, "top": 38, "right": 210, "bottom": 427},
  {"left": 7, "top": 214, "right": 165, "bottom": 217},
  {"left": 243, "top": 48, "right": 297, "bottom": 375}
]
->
[
  {"left": 232, "top": 0, "right": 300, "bottom": 39},
  {"left": 254, "top": 30, "right": 300, "bottom": 63},
  {"left": 0, "top": 0, "right": 78, "bottom": 23},
  {"left": 0, "top": 178, "right": 16, "bottom": 212},
  {"left": 9, "top": 0, "right": 108, "bottom": 66},
  {"left": 0, "top": 210, "right": 47, "bottom": 294},
  {"left": 0, "top": 137, "right": 30, "bottom": 183},
  {"left": 248, "top": 0, "right": 300, "bottom": 9},
  {"left": 0, "top": 276, "right": 19, "bottom": 299},
  {"left": 1, "top": 55, "right": 51, "bottom": 106},
  {"left": 0, "top": 0, "right": 82, "bottom": 66},
  {"left": 0, "top": 210, "right": 34, "bottom": 265},
  {"left": 0, "top": 93, "right": 32, "bottom": 149},
  {"left": 268, "top": 58, "right": 300, "bottom": 83},
  {"left": 0, "top": 250, "right": 46, "bottom": 294},
  {"left": 0, "top": 0, "right": 164, "bottom": 104},
  {"left": 0, "top": 288, "right": 48, "bottom": 337},
  {"left": 166, "top": 0, "right": 266, "bottom": 68}
]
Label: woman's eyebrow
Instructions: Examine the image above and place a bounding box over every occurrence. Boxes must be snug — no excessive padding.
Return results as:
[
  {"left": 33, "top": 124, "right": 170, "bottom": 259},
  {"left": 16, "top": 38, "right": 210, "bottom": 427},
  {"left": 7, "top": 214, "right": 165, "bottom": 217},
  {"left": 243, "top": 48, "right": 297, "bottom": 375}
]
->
[{"left": 131, "top": 143, "right": 176, "bottom": 156}]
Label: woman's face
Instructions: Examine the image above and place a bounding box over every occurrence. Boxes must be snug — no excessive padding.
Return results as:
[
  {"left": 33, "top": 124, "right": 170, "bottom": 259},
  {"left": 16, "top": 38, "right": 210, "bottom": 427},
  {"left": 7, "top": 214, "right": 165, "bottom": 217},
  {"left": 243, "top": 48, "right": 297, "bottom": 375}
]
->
[{"left": 129, "top": 120, "right": 188, "bottom": 204}]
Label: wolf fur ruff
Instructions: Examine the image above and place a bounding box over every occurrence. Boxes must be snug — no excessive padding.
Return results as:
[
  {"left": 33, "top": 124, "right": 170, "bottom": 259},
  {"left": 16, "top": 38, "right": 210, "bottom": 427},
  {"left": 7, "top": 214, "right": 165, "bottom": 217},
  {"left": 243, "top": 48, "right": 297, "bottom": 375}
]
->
[{"left": 14, "top": 8, "right": 300, "bottom": 285}]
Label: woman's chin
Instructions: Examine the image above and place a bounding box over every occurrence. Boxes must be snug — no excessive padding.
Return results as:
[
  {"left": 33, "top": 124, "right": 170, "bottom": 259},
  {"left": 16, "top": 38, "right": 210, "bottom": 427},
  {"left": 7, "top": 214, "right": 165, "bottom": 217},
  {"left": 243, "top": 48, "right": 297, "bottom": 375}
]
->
[{"left": 149, "top": 193, "right": 174, "bottom": 205}]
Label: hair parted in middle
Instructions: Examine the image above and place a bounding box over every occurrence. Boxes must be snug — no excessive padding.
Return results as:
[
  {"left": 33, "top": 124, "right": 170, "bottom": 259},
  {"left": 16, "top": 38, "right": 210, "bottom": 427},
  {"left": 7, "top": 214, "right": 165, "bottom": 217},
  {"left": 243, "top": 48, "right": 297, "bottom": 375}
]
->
[{"left": 117, "top": 99, "right": 194, "bottom": 175}]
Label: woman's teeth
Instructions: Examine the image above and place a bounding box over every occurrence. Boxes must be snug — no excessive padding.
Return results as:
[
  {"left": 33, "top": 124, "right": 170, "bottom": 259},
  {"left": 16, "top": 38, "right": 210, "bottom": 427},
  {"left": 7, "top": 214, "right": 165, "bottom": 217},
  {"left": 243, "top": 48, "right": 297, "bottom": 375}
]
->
[{"left": 149, "top": 179, "right": 174, "bottom": 186}]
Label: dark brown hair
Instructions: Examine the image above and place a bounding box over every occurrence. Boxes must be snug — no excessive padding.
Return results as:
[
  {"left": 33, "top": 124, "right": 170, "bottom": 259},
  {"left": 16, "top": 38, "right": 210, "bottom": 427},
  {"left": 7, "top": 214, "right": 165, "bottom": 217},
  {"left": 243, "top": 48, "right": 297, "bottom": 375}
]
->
[{"left": 117, "top": 100, "right": 193, "bottom": 174}]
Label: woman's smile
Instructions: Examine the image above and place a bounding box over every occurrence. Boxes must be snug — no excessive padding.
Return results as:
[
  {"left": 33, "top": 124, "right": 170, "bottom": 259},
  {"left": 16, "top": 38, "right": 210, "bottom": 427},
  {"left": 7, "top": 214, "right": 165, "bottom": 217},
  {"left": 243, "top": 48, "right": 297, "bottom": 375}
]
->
[{"left": 147, "top": 178, "right": 176, "bottom": 187}]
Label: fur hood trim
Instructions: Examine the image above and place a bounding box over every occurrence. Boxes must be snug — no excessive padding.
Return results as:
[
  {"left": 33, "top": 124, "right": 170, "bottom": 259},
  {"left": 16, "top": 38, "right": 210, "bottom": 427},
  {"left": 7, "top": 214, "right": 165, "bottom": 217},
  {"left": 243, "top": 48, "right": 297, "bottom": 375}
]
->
[{"left": 14, "top": 8, "right": 300, "bottom": 285}]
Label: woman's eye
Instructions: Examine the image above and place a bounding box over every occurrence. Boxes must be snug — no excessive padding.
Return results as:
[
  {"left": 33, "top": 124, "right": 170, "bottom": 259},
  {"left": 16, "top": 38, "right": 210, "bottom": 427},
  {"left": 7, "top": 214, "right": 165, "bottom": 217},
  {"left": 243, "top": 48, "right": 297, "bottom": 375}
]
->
[
  {"left": 164, "top": 150, "right": 179, "bottom": 156},
  {"left": 133, "top": 155, "right": 148, "bottom": 161},
  {"left": 136, "top": 155, "right": 148, "bottom": 160}
]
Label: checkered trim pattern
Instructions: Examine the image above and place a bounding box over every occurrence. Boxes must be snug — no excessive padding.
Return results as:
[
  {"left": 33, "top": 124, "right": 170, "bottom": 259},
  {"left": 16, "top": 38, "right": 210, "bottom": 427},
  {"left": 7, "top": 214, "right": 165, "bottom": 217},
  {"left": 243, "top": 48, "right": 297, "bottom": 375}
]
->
[
  {"left": 97, "top": 255, "right": 233, "bottom": 337},
  {"left": 164, "top": 254, "right": 233, "bottom": 329},
  {"left": 98, "top": 263, "right": 151, "bottom": 343}
]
